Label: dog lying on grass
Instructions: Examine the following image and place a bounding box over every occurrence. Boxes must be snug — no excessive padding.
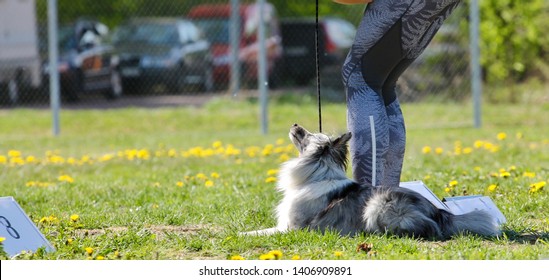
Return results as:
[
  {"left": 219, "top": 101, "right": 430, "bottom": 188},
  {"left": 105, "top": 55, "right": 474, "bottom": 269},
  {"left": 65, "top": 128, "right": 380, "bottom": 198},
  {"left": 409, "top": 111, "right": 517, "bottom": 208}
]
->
[{"left": 243, "top": 124, "right": 500, "bottom": 240}]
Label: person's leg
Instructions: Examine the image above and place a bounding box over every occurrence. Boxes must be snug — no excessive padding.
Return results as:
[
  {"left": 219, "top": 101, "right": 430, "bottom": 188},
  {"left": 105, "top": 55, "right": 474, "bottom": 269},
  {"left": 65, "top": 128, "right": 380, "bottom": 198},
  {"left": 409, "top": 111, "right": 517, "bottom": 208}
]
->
[
  {"left": 345, "top": 0, "right": 462, "bottom": 187},
  {"left": 348, "top": 17, "right": 406, "bottom": 187},
  {"left": 378, "top": 0, "right": 462, "bottom": 186}
]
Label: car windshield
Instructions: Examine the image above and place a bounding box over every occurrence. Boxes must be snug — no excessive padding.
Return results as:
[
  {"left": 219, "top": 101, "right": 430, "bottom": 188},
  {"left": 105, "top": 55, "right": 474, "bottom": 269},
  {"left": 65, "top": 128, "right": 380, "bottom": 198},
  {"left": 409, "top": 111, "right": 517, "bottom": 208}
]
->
[
  {"left": 192, "top": 19, "right": 229, "bottom": 44},
  {"left": 58, "top": 26, "right": 78, "bottom": 52},
  {"left": 113, "top": 23, "right": 179, "bottom": 45}
]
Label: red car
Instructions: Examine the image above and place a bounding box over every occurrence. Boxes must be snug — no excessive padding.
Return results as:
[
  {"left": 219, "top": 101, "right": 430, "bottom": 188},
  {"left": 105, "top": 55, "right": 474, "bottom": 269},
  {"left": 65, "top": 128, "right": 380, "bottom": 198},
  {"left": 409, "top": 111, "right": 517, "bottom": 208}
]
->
[{"left": 187, "top": 3, "right": 283, "bottom": 89}]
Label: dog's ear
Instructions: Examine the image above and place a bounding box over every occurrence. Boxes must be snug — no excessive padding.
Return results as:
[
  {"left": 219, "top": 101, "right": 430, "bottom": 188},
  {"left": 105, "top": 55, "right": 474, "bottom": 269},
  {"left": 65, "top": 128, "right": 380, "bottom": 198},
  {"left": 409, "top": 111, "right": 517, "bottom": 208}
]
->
[{"left": 333, "top": 132, "right": 352, "bottom": 148}]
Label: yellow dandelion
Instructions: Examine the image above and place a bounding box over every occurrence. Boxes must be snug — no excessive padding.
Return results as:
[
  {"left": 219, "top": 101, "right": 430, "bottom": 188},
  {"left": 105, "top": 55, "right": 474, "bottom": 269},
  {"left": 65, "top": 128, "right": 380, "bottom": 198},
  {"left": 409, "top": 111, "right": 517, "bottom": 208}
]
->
[
  {"left": 259, "top": 253, "right": 276, "bottom": 260},
  {"left": 210, "top": 172, "right": 220, "bottom": 179},
  {"left": 422, "top": 146, "right": 432, "bottom": 154},
  {"left": 85, "top": 247, "right": 94, "bottom": 255},
  {"left": 463, "top": 147, "right": 473, "bottom": 154},
  {"left": 449, "top": 180, "right": 458, "bottom": 187},
  {"left": 474, "top": 166, "right": 482, "bottom": 172},
  {"left": 66, "top": 238, "right": 73, "bottom": 245},
  {"left": 500, "top": 171, "right": 511, "bottom": 178},
  {"left": 230, "top": 255, "right": 245, "bottom": 260},
  {"left": 176, "top": 181, "right": 184, "bottom": 187},
  {"left": 8, "top": 150, "right": 22, "bottom": 158},
  {"left": 435, "top": 147, "right": 444, "bottom": 155},
  {"left": 497, "top": 132, "right": 507, "bottom": 140},
  {"left": 334, "top": 251, "right": 344, "bottom": 257},
  {"left": 212, "top": 141, "right": 223, "bottom": 149},
  {"left": 0, "top": 237, "right": 5, "bottom": 243},
  {"left": 444, "top": 187, "right": 451, "bottom": 193},
  {"left": 291, "top": 255, "right": 301, "bottom": 260},
  {"left": 96, "top": 256, "right": 105, "bottom": 260},
  {"left": 196, "top": 173, "right": 208, "bottom": 180},
  {"left": 0, "top": 155, "right": 7, "bottom": 164},
  {"left": 529, "top": 181, "right": 546, "bottom": 194},
  {"left": 267, "top": 169, "right": 278, "bottom": 176},
  {"left": 522, "top": 172, "right": 536, "bottom": 178},
  {"left": 58, "top": 175, "right": 74, "bottom": 183},
  {"left": 278, "top": 154, "right": 290, "bottom": 162},
  {"left": 70, "top": 214, "right": 80, "bottom": 222},
  {"left": 269, "top": 250, "right": 283, "bottom": 259},
  {"left": 487, "top": 184, "right": 497, "bottom": 192},
  {"left": 265, "top": 176, "right": 277, "bottom": 183},
  {"left": 276, "top": 138, "right": 285, "bottom": 145},
  {"left": 204, "top": 180, "right": 214, "bottom": 187},
  {"left": 424, "top": 175, "right": 431, "bottom": 180},
  {"left": 473, "top": 140, "right": 484, "bottom": 149}
]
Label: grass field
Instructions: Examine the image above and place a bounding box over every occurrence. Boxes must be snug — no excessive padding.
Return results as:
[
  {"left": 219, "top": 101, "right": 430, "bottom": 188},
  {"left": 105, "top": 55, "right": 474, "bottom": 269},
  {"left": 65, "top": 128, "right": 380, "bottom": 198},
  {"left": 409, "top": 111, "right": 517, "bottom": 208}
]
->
[{"left": 0, "top": 92, "right": 548, "bottom": 260}]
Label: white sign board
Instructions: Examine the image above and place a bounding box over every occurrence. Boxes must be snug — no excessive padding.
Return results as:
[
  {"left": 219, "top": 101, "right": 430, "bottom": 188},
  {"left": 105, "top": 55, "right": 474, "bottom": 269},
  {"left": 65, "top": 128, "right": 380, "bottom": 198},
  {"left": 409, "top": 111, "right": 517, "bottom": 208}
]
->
[
  {"left": 0, "top": 197, "right": 55, "bottom": 257},
  {"left": 400, "top": 181, "right": 506, "bottom": 225}
]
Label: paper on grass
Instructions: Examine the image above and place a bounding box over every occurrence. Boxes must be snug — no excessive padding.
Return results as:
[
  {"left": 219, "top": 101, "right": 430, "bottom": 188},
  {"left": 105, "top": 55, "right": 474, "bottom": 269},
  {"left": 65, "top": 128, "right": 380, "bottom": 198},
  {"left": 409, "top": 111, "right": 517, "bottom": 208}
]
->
[{"left": 399, "top": 181, "right": 506, "bottom": 225}]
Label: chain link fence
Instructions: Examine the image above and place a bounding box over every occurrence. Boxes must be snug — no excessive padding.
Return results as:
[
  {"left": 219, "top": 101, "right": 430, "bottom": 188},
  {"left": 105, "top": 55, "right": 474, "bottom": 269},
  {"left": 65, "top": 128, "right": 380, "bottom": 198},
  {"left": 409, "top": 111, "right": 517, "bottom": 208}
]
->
[{"left": 1, "top": 0, "right": 471, "bottom": 108}]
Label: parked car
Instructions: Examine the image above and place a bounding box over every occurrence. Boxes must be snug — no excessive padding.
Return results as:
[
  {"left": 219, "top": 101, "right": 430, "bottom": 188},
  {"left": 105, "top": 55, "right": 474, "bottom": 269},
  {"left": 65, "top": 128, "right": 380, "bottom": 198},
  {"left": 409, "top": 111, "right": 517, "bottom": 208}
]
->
[
  {"left": 279, "top": 17, "right": 356, "bottom": 86},
  {"left": 0, "top": 0, "right": 41, "bottom": 105},
  {"left": 187, "top": 3, "right": 284, "bottom": 89},
  {"left": 42, "top": 19, "right": 123, "bottom": 102},
  {"left": 112, "top": 17, "right": 213, "bottom": 93}
]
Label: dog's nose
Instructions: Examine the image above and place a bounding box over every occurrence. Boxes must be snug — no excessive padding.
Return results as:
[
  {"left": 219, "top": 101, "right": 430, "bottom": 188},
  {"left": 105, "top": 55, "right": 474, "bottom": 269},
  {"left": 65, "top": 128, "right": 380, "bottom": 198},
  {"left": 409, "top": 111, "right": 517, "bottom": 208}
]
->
[{"left": 293, "top": 123, "right": 298, "bottom": 127}]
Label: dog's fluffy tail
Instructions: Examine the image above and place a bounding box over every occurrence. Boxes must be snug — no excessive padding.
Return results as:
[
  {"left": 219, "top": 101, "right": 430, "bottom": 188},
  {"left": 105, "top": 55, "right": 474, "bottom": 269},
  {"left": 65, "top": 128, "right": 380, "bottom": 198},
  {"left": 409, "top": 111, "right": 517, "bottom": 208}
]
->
[{"left": 440, "top": 210, "right": 500, "bottom": 239}]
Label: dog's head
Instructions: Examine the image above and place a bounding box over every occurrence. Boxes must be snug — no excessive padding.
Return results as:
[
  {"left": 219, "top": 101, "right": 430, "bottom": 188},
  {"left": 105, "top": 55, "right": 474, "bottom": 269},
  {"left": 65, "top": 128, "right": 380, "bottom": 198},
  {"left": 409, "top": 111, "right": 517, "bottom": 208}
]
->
[{"left": 289, "top": 124, "right": 352, "bottom": 170}]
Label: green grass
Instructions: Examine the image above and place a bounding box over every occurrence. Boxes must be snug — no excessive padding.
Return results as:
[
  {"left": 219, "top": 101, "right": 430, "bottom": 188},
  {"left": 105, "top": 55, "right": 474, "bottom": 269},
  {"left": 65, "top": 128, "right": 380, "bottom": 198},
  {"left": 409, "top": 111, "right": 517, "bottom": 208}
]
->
[{"left": 0, "top": 93, "right": 548, "bottom": 260}]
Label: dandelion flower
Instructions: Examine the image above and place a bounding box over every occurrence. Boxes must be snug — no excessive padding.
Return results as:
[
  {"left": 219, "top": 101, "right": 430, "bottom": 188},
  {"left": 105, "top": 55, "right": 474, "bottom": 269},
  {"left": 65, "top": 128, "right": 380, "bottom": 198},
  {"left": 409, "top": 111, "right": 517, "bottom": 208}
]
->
[
  {"left": 499, "top": 171, "right": 511, "bottom": 178},
  {"left": 259, "top": 253, "right": 276, "bottom": 260},
  {"left": 334, "top": 251, "right": 343, "bottom": 258},
  {"left": 96, "top": 256, "right": 105, "bottom": 260},
  {"left": 291, "top": 255, "right": 301, "bottom": 260},
  {"left": 269, "top": 250, "right": 283, "bottom": 259},
  {"left": 210, "top": 172, "right": 220, "bottom": 178},
  {"left": 522, "top": 172, "right": 535, "bottom": 178},
  {"left": 449, "top": 180, "right": 458, "bottom": 187},
  {"left": 265, "top": 177, "right": 277, "bottom": 183},
  {"left": 196, "top": 173, "right": 208, "bottom": 180},
  {"left": 176, "top": 181, "right": 184, "bottom": 187},
  {"left": 0, "top": 237, "right": 5, "bottom": 243},
  {"left": 444, "top": 187, "right": 451, "bottom": 193},
  {"left": 422, "top": 146, "right": 432, "bottom": 154},
  {"left": 497, "top": 132, "right": 507, "bottom": 140},
  {"left": 204, "top": 180, "right": 214, "bottom": 187},
  {"left": 487, "top": 184, "right": 497, "bottom": 192},
  {"left": 58, "top": 174, "right": 74, "bottom": 183},
  {"left": 230, "top": 255, "right": 245, "bottom": 260},
  {"left": 435, "top": 147, "right": 444, "bottom": 155},
  {"left": 85, "top": 247, "right": 94, "bottom": 255},
  {"left": 529, "top": 181, "right": 546, "bottom": 194},
  {"left": 267, "top": 169, "right": 278, "bottom": 176},
  {"left": 70, "top": 214, "right": 80, "bottom": 222}
]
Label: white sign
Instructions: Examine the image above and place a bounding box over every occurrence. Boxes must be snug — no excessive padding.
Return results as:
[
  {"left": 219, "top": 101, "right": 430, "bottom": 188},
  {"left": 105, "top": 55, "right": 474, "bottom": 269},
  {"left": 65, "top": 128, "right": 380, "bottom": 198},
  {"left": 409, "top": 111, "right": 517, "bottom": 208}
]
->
[
  {"left": 0, "top": 197, "right": 55, "bottom": 257},
  {"left": 400, "top": 181, "right": 506, "bottom": 225}
]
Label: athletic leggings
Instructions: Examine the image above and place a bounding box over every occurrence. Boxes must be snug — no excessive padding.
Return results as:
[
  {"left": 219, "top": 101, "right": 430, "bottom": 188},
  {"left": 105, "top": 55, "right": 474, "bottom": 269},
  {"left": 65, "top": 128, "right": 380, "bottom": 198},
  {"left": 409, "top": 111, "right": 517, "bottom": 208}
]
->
[{"left": 342, "top": 0, "right": 461, "bottom": 187}]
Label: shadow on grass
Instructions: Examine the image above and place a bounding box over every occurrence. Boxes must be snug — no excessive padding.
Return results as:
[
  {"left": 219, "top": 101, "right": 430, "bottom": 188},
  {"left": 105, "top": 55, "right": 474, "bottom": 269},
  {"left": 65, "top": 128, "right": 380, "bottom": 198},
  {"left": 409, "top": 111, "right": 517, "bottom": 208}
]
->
[{"left": 502, "top": 229, "right": 549, "bottom": 244}]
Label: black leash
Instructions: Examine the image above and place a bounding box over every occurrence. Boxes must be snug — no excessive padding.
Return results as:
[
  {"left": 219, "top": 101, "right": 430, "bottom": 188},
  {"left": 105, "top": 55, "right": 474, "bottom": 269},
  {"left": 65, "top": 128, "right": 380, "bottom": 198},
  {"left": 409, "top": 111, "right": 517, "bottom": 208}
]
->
[{"left": 315, "top": 0, "right": 322, "bottom": 132}]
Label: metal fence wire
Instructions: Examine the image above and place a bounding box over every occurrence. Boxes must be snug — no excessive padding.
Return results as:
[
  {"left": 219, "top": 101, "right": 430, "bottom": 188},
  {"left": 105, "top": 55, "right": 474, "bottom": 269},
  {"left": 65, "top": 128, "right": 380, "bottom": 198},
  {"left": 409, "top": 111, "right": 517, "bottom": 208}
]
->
[{"left": 1, "top": 0, "right": 470, "bottom": 107}]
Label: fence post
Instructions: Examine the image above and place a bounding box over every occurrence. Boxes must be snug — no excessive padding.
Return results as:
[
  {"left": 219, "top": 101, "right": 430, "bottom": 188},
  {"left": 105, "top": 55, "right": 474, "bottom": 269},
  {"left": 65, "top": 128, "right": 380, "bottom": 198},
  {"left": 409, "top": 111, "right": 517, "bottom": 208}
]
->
[
  {"left": 469, "top": 0, "right": 482, "bottom": 128},
  {"left": 230, "top": 0, "right": 241, "bottom": 96},
  {"left": 258, "top": 0, "right": 268, "bottom": 134},
  {"left": 47, "top": 0, "right": 60, "bottom": 136}
]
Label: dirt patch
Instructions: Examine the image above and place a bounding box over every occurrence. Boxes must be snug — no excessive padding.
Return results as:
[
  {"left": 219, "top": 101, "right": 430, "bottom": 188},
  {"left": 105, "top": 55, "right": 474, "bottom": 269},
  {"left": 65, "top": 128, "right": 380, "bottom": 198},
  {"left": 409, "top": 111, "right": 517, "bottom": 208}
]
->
[{"left": 75, "top": 224, "right": 219, "bottom": 239}]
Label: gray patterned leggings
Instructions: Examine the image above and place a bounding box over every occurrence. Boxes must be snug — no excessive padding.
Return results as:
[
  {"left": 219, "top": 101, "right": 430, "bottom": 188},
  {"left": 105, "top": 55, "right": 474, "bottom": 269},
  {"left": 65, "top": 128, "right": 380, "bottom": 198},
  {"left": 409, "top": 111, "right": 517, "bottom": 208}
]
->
[{"left": 342, "top": 0, "right": 461, "bottom": 187}]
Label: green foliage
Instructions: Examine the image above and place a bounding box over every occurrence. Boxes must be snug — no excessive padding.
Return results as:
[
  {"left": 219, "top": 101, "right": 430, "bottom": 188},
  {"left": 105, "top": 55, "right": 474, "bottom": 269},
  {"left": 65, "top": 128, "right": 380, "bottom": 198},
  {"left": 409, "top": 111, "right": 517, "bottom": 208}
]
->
[{"left": 463, "top": 0, "right": 549, "bottom": 84}]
